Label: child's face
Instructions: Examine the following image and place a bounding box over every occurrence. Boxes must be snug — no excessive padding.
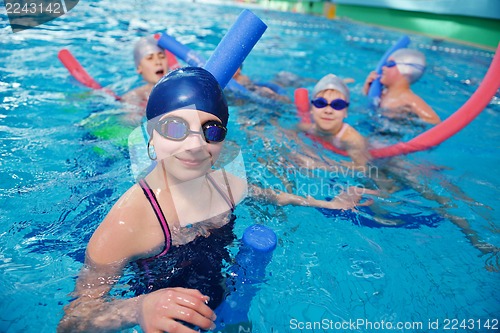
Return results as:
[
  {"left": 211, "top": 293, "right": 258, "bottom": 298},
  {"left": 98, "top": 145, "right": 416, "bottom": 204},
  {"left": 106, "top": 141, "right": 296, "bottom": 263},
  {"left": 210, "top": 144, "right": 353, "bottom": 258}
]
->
[
  {"left": 152, "top": 109, "right": 224, "bottom": 183},
  {"left": 380, "top": 57, "right": 405, "bottom": 86},
  {"left": 311, "top": 89, "right": 348, "bottom": 133},
  {"left": 137, "top": 51, "right": 168, "bottom": 85}
]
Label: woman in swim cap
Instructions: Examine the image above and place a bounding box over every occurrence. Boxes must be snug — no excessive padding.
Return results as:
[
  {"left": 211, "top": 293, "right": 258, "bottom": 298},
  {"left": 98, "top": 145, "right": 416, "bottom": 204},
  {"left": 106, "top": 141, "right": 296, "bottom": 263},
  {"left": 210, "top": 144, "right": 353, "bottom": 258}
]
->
[
  {"left": 122, "top": 35, "right": 169, "bottom": 113},
  {"left": 59, "top": 67, "right": 376, "bottom": 333},
  {"left": 298, "top": 74, "right": 371, "bottom": 168},
  {"left": 363, "top": 48, "right": 441, "bottom": 124}
]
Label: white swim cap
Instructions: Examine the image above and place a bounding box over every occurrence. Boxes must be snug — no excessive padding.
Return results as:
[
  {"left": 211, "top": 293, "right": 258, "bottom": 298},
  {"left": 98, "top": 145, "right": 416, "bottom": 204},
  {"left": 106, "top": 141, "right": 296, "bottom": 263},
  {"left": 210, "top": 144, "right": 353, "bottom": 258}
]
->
[
  {"left": 312, "top": 74, "right": 350, "bottom": 102},
  {"left": 133, "top": 36, "right": 163, "bottom": 68},
  {"left": 391, "top": 49, "right": 426, "bottom": 84}
]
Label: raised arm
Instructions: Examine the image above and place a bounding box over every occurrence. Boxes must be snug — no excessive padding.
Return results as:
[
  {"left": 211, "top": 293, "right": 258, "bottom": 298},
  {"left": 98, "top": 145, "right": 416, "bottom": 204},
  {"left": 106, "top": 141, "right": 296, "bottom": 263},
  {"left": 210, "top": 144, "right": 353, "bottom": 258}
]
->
[{"left": 363, "top": 71, "right": 379, "bottom": 95}]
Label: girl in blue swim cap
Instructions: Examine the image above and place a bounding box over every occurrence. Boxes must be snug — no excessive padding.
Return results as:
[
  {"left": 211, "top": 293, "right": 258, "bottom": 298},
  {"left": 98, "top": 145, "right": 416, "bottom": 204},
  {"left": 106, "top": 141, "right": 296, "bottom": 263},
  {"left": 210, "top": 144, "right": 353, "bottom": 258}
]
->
[
  {"left": 363, "top": 48, "right": 441, "bottom": 124},
  {"left": 59, "top": 67, "right": 376, "bottom": 333}
]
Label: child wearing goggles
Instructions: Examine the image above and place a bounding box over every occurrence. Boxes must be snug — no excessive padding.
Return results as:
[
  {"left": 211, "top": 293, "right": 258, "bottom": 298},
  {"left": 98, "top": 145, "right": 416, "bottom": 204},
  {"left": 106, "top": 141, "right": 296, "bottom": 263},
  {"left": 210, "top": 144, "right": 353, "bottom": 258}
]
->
[
  {"left": 363, "top": 48, "right": 441, "bottom": 124},
  {"left": 59, "top": 67, "right": 376, "bottom": 333},
  {"left": 296, "top": 74, "right": 371, "bottom": 169}
]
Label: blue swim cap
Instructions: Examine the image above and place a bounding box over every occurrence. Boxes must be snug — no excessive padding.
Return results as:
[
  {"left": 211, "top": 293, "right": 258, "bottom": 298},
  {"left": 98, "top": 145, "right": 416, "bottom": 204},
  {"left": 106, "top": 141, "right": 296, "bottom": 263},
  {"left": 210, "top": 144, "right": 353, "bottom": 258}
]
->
[{"left": 146, "top": 67, "right": 229, "bottom": 134}]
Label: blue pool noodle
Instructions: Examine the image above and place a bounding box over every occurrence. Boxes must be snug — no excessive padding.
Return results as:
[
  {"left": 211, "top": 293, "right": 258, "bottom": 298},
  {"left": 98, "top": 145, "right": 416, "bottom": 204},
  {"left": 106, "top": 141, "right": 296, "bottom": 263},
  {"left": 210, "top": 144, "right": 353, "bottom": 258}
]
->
[
  {"left": 204, "top": 9, "right": 268, "bottom": 90},
  {"left": 157, "top": 10, "right": 266, "bottom": 93},
  {"left": 215, "top": 224, "right": 277, "bottom": 328},
  {"left": 368, "top": 35, "right": 411, "bottom": 106},
  {"left": 157, "top": 34, "right": 246, "bottom": 93},
  {"left": 157, "top": 34, "right": 205, "bottom": 68}
]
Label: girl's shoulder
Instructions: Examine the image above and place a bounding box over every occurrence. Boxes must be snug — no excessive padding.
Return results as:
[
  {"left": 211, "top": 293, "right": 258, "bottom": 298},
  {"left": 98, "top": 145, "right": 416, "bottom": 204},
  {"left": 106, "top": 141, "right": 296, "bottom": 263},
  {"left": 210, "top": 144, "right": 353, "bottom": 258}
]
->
[
  {"left": 342, "top": 123, "right": 367, "bottom": 147},
  {"left": 87, "top": 184, "right": 164, "bottom": 264}
]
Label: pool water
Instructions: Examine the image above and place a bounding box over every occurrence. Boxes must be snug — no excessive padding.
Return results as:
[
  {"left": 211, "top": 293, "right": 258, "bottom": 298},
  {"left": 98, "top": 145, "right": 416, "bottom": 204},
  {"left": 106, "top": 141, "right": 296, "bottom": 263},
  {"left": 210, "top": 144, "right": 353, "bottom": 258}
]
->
[{"left": 1, "top": 1, "right": 499, "bottom": 332}]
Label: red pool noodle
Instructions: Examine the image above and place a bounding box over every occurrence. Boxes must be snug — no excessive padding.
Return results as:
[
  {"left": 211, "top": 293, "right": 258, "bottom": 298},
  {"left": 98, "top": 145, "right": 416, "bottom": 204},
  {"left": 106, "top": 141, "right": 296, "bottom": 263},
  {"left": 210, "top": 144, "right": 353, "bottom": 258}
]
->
[
  {"left": 58, "top": 49, "right": 121, "bottom": 100},
  {"left": 295, "top": 43, "right": 500, "bottom": 159},
  {"left": 294, "top": 88, "right": 311, "bottom": 124},
  {"left": 58, "top": 49, "right": 102, "bottom": 90},
  {"left": 165, "top": 50, "right": 181, "bottom": 70}
]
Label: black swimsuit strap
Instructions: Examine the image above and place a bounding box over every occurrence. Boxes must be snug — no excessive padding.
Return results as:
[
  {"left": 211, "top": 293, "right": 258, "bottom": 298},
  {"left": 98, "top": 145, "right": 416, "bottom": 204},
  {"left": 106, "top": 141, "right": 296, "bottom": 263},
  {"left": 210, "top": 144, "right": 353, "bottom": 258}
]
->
[
  {"left": 138, "top": 178, "right": 172, "bottom": 258},
  {"left": 138, "top": 168, "right": 235, "bottom": 259}
]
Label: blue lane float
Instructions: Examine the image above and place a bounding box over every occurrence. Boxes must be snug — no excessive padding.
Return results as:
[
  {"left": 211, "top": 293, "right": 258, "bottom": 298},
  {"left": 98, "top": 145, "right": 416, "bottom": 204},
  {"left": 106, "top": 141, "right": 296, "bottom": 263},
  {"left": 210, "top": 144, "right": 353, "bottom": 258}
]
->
[{"left": 367, "top": 35, "right": 411, "bottom": 107}]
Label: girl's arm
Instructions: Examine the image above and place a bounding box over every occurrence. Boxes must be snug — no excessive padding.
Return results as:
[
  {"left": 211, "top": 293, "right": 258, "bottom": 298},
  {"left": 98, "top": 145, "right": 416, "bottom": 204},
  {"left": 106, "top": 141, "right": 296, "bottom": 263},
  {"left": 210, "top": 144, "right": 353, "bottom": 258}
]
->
[
  {"left": 58, "top": 256, "right": 215, "bottom": 333},
  {"left": 250, "top": 184, "right": 376, "bottom": 210}
]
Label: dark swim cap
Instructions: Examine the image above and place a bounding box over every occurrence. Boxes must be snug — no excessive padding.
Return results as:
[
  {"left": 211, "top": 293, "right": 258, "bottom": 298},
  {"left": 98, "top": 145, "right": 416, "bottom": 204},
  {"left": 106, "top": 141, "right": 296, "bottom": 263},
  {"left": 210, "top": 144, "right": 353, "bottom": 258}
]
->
[{"left": 146, "top": 67, "right": 229, "bottom": 133}]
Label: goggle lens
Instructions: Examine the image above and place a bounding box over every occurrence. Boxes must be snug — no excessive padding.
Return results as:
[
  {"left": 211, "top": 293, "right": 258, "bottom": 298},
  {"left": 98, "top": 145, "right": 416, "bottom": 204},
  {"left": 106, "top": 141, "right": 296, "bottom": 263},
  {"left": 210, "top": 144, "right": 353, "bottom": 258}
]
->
[
  {"left": 155, "top": 117, "right": 227, "bottom": 143},
  {"left": 385, "top": 60, "right": 397, "bottom": 68},
  {"left": 163, "top": 120, "right": 188, "bottom": 139},
  {"left": 203, "top": 122, "right": 227, "bottom": 142},
  {"left": 311, "top": 97, "right": 349, "bottom": 110}
]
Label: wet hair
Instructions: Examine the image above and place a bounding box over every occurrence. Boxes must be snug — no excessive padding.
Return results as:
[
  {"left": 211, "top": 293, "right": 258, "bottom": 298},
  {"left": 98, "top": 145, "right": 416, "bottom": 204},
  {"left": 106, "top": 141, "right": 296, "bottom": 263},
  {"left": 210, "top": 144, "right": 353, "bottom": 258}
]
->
[
  {"left": 312, "top": 74, "right": 350, "bottom": 102},
  {"left": 146, "top": 67, "right": 228, "bottom": 134},
  {"left": 391, "top": 49, "right": 426, "bottom": 84}
]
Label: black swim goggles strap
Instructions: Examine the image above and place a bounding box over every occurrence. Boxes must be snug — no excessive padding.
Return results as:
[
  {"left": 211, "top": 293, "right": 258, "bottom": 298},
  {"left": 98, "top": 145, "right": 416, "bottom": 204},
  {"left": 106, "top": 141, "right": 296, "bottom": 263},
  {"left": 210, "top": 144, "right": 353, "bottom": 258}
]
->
[{"left": 154, "top": 116, "right": 227, "bottom": 143}]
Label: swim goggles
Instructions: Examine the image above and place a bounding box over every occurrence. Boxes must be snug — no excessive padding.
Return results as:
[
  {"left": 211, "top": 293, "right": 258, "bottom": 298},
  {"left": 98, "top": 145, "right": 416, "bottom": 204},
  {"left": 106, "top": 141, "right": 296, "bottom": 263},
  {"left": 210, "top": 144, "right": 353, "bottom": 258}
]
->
[
  {"left": 384, "top": 59, "right": 425, "bottom": 71},
  {"left": 311, "top": 97, "right": 349, "bottom": 110},
  {"left": 155, "top": 116, "right": 227, "bottom": 143}
]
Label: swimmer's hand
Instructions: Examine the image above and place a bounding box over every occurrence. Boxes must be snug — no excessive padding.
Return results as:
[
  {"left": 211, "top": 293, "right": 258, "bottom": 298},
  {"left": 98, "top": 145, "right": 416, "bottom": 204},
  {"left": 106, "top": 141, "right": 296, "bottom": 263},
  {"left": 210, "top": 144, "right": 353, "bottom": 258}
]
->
[
  {"left": 309, "top": 186, "right": 378, "bottom": 210},
  {"left": 252, "top": 185, "right": 377, "bottom": 210},
  {"left": 139, "top": 287, "right": 216, "bottom": 333},
  {"left": 363, "top": 71, "right": 380, "bottom": 95}
]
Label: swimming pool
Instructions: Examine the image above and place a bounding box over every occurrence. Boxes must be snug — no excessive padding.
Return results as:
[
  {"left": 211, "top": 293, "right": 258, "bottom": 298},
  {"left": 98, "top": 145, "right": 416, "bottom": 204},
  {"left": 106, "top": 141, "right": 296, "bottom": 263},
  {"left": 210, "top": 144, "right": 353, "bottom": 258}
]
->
[{"left": 1, "top": 0, "right": 499, "bottom": 332}]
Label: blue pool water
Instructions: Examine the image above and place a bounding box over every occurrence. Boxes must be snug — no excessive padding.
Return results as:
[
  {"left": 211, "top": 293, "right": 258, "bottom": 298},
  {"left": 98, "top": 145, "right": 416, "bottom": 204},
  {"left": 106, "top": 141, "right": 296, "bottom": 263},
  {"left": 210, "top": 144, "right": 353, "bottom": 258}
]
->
[{"left": 1, "top": 1, "right": 499, "bottom": 332}]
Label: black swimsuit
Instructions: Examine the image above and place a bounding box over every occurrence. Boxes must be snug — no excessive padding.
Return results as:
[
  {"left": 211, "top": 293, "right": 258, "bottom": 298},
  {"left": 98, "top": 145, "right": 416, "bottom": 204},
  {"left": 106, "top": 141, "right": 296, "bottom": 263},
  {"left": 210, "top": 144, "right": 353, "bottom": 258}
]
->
[{"left": 130, "top": 171, "right": 236, "bottom": 309}]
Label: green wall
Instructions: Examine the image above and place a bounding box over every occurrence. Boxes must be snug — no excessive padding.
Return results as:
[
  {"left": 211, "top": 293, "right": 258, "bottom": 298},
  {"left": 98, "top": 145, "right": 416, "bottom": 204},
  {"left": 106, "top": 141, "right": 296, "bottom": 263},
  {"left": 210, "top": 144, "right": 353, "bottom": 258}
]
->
[
  {"left": 336, "top": 4, "right": 500, "bottom": 50},
  {"left": 253, "top": 0, "right": 500, "bottom": 50}
]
